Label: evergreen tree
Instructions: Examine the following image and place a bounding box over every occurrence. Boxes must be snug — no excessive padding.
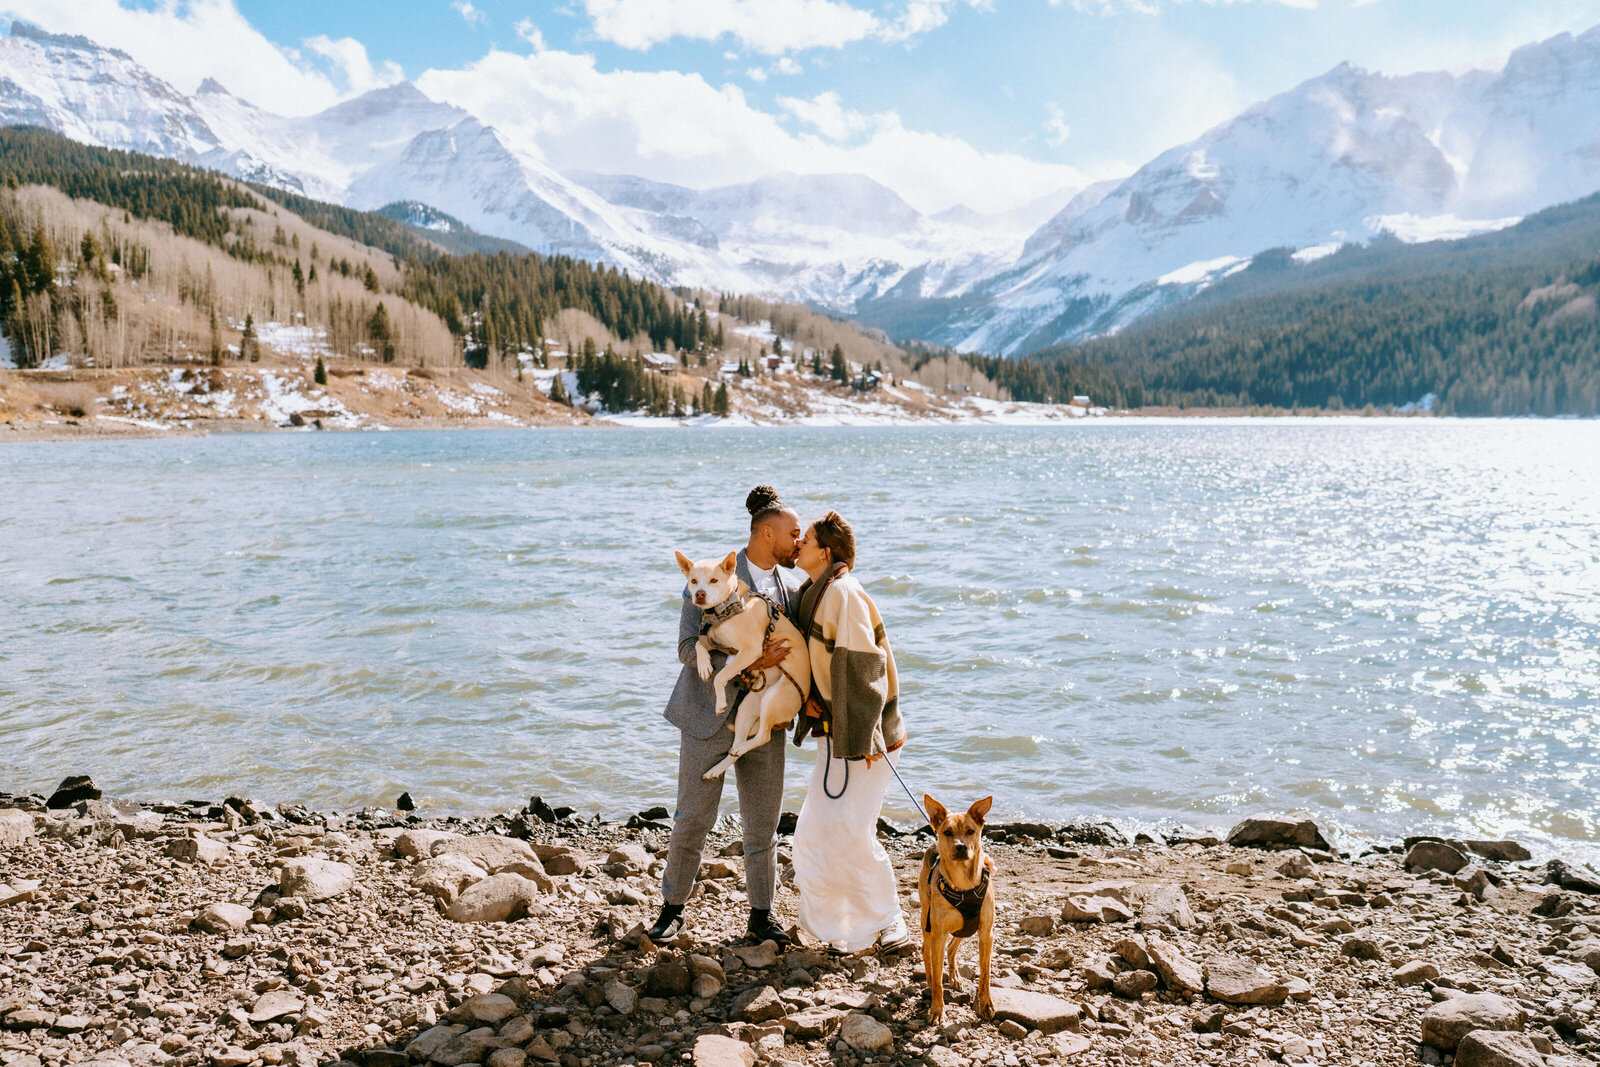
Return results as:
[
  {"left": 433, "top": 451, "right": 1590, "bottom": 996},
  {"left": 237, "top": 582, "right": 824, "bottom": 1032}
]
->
[
  {"left": 700, "top": 381, "right": 714, "bottom": 414},
  {"left": 209, "top": 308, "right": 222, "bottom": 366},
  {"left": 314, "top": 355, "right": 328, "bottom": 385},
  {"left": 292, "top": 260, "right": 305, "bottom": 297},
  {"left": 363, "top": 264, "right": 381, "bottom": 292},
  {"left": 241, "top": 313, "right": 258, "bottom": 362},
  {"left": 368, "top": 303, "right": 396, "bottom": 363},
  {"left": 830, "top": 343, "right": 847, "bottom": 382},
  {"left": 713, "top": 381, "right": 731, "bottom": 417},
  {"left": 549, "top": 370, "right": 570, "bottom": 405}
]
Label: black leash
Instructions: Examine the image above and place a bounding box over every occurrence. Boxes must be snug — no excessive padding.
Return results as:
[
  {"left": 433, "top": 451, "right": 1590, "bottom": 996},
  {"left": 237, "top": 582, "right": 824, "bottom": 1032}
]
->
[{"left": 820, "top": 732, "right": 931, "bottom": 829}]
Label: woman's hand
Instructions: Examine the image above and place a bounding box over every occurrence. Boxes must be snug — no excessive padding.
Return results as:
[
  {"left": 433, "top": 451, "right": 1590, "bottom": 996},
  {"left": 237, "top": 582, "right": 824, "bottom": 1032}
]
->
[{"left": 750, "top": 637, "right": 791, "bottom": 672}]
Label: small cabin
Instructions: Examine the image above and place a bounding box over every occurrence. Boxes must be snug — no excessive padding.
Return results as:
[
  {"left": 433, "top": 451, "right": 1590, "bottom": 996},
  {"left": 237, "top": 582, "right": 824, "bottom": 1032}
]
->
[
  {"left": 641, "top": 352, "right": 680, "bottom": 373},
  {"left": 1070, "top": 395, "right": 1092, "bottom": 408},
  {"left": 852, "top": 373, "right": 882, "bottom": 392}
]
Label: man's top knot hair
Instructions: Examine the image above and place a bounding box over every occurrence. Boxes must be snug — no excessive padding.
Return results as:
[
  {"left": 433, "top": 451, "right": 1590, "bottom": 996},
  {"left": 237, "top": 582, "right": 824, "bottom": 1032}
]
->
[
  {"left": 747, "top": 485, "right": 787, "bottom": 529},
  {"left": 746, "top": 485, "right": 782, "bottom": 516}
]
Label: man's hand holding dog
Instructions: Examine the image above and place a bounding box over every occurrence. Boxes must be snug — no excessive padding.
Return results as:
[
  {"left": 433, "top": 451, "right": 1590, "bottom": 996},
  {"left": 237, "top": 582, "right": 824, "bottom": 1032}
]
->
[{"left": 751, "top": 637, "right": 791, "bottom": 672}]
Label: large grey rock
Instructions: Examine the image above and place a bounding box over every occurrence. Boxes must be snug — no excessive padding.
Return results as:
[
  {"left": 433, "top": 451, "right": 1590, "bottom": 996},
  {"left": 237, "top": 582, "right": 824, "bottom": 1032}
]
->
[
  {"left": 1454, "top": 1030, "right": 1545, "bottom": 1067},
  {"left": 1394, "top": 960, "right": 1440, "bottom": 986},
  {"left": 406, "top": 1024, "right": 467, "bottom": 1061},
  {"left": 989, "top": 989, "right": 1081, "bottom": 1034},
  {"left": 412, "top": 854, "right": 488, "bottom": 902},
  {"left": 1145, "top": 934, "right": 1204, "bottom": 995},
  {"left": 446, "top": 994, "right": 516, "bottom": 1026},
  {"left": 1570, "top": 939, "right": 1600, "bottom": 972},
  {"left": 445, "top": 874, "right": 539, "bottom": 923},
  {"left": 729, "top": 985, "right": 785, "bottom": 1023},
  {"left": 604, "top": 980, "right": 636, "bottom": 1015},
  {"left": 1226, "top": 813, "right": 1333, "bottom": 852},
  {"left": 691, "top": 1035, "right": 755, "bottom": 1067},
  {"left": 280, "top": 858, "right": 355, "bottom": 901},
  {"left": 1138, "top": 884, "right": 1195, "bottom": 930},
  {"left": 1465, "top": 840, "right": 1532, "bottom": 863},
  {"left": 839, "top": 1012, "right": 894, "bottom": 1051},
  {"left": 193, "top": 903, "right": 253, "bottom": 934},
  {"left": 395, "top": 829, "right": 461, "bottom": 859},
  {"left": 46, "top": 775, "right": 101, "bottom": 809},
  {"left": 0, "top": 881, "right": 41, "bottom": 905},
  {"left": 1204, "top": 955, "right": 1288, "bottom": 1004},
  {"left": 1061, "top": 893, "right": 1134, "bottom": 923},
  {"left": 1113, "top": 970, "right": 1159, "bottom": 997},
  {"left": 732, "top": 941, "right": 778, "bottom": 969},
  {"left": 247, "top": 991, "right": 304, "bottom": 1023},
  {"left": 432, "top": 835, "right": 540, "bottom": 874},
  {"left": 166, "top": 835, "right": 228, "bottom": 865},
  {"left": 431, "top": 1026, "right": 509, "bottom": 1066},
  {"left": 1420, "top": 993, "right": 1526, "bottom": 1051},
  {"left": 1405, "top": 840, "right": 1470, "bottom": 874},
  {"left": 0, "top": 809, "right": 35, "bottom": 846}
]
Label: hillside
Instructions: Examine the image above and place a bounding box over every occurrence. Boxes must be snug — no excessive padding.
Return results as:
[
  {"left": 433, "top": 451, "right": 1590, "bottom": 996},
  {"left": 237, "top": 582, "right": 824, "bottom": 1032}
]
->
[
  {"left": 1029, "top": 191, "right": 1600, "bottom": 416},
  {"left": 0, "top": 129, "right": 1083, "bottom": 433}
]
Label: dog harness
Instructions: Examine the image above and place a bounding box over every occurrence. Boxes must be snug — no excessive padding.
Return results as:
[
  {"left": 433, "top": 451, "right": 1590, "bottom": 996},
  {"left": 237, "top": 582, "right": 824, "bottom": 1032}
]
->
[
  {"left": 923, "top": 844, "right": 991, "bottom": 938},
  {"left": 701, "top": 587, "right": 806, "bottom": 701}
]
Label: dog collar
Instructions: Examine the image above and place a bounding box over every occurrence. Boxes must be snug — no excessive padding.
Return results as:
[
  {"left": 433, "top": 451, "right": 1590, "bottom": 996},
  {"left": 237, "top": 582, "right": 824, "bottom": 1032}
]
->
[
  {"left": 700, "top": 588, "right": 749, "bottom": 632},
  {"left": 924, "top": 844, "right": 990, "bottom": 939}
]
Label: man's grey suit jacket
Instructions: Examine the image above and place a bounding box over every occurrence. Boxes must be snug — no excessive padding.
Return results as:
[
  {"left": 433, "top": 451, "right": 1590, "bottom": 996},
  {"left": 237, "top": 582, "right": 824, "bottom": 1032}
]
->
[{"left": 665, "top": 549, "right": 803, "bottom": 741}]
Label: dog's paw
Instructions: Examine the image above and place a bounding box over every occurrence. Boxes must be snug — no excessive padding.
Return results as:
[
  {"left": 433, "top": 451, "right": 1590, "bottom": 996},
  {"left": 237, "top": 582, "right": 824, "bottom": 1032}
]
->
[
  {"left": 975, "top": 993, "right": 994, "bottom": 1020},
  {"left": 696, "top": 661, "right": 714, "bottom": 682},
  {"left": 927, "top": 1006, "right": 943, "bottom": 1027}
]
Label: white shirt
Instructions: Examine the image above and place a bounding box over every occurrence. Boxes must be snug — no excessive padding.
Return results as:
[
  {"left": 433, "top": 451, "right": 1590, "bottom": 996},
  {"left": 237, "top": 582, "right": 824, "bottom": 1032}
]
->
[{"left": 747, "top": 561, "right": 781, "bottom": 604}]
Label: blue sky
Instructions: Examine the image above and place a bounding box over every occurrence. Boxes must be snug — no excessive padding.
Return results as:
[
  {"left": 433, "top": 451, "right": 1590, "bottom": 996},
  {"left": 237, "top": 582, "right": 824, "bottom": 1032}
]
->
[{"left": 8, "top": 0, "right": 1600, "bottom": 213}]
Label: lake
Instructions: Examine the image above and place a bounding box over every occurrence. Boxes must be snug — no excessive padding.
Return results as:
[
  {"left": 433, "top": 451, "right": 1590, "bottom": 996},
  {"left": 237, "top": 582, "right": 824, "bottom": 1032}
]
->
[{"left": 3, "top": 421, "right": 1598, "bottom": 860}]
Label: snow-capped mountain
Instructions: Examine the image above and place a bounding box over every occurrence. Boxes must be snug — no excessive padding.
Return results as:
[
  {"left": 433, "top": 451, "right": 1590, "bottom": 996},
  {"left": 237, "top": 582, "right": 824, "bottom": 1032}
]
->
[
  {"left": 7, "top": 18, "right": 1600, "bottom": 355},
  {"left": 894, "top": 25, "right": 1600, "bottom": 354}
]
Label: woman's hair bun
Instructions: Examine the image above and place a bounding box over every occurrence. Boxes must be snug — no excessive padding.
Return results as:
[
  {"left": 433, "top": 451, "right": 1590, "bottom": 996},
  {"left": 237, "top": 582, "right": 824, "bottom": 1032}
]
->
[{"left": 746, "top": 485, "right": 782, "bottom": 516}]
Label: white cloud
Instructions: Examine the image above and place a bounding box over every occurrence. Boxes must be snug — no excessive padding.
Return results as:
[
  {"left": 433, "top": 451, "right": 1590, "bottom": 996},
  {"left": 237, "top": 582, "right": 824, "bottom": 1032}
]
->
[
  {"left": 581, "top": 0, "right": 880, "bottom": 54},
  {"left": 880, "top": 0, "right": 991, "bottom": 43},
  {"left": 1044, "top": 102, "right": 1071, "bottom": 146},
  {"left": 0, "top": 0, "right": 399, "bottom": 115},
  {"left": 1055, "top": 0, "right": 1316, "bottom": 11},
  {"left": 417, "top": 50, "right": 1089, "bottom": 214},
  {"left": 453, "top": 1, "right": 485, "bottom": 26},
  {"left": 514, "top": 19, "right": 547, "bottom": 50}
]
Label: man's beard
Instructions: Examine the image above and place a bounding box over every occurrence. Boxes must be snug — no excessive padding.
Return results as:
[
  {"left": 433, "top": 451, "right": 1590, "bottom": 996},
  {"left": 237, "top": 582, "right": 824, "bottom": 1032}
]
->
[{"left": 775, "top": 545, "right": 799, "bottom": 568}]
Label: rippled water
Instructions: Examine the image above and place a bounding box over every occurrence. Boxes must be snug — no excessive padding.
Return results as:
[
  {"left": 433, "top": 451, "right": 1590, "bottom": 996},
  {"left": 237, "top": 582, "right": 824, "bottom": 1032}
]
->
[{"left": 3, "top": 422, "right": 1598, "bottom": 859}]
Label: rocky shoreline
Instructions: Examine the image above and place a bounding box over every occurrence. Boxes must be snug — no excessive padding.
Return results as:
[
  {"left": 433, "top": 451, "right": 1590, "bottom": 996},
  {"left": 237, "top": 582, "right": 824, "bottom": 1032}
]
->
[{"left": 2, "top": 778, "right": 1597, "bottom": 1067}]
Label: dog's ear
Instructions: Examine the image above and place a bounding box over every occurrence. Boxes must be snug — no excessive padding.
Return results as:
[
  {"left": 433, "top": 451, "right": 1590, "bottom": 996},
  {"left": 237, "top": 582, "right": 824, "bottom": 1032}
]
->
[
  {"left": 967, "top": 795, "right": 993, "bottom": 825},
  {"left": 923, "top": 794, "right": 948, "bottom": 828},
  {"left": 719, "top": 551, "right": 738, "bottom": 573},
  {"left": 675, "top": 551, "right": 695, "bottom": 577}
]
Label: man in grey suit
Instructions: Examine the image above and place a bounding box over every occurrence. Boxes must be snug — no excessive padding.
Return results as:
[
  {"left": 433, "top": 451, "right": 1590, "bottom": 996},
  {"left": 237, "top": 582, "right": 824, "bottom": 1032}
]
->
[{"left": 650, "top": 486, "right": 803, "bottom": 945}]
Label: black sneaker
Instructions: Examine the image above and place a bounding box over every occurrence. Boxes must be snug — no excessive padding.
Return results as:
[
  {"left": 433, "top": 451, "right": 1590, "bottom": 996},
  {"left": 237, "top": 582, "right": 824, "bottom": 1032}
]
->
[
  {"left": 746, "top": 908, "right": 792, "bottom": 947},
  {"left": 647, "top": 904, "right": 685, "bottom": 943}
]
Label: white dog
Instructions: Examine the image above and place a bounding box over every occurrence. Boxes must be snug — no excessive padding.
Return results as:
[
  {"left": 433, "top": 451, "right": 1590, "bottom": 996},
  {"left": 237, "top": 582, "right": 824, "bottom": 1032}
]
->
[{"left": 676, "top": 550, "right": 813, "bottom": 780}]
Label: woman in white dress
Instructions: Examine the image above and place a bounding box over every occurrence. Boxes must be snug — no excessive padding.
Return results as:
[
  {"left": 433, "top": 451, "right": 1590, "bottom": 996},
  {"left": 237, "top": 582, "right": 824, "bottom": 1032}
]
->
[{"left": 789, "top": 511, "right": 912, "bottom": 954}]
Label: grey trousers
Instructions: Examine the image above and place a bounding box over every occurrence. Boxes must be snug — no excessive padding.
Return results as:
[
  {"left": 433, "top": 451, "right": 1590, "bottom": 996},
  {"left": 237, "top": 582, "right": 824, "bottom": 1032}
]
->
[{"left": 661, "top": 723, "right": 785, "bottom": 910}]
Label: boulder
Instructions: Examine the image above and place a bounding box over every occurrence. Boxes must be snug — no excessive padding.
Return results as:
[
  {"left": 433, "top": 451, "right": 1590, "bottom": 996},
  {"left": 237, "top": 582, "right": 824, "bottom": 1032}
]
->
[
  {"left": 732, "top": 941, "right": 778, "bottom": 969},
  {"left": 279, "top": 858, "right": 355, "bottom": 902},
  {"left": 729, "top": 985, "right": 785, "bottom": 1023},
  {"left": 1340, "top": 937, "right": 1386, "bottom": 961},
  {"left": 412, "top": 854, "right": 488, "bottom": 902},
  {"left": 644, "top": 959, "right": 691, "bottom": 997},
  {"left": 839, "top": 1012, "right": 893, "bottom": 1051},
  {"left": 1061, "top": 893, "right": 1134, "bottom": 923},
  {"left": 1146, "top": 935, "right": 1204, "bottom": 995},
  {"left": 1138, "top": 884, "right": 1195, "bottom": 930},
  {"left": 1405, "top": 841, "right": 1470, "bottom": 874},
  {"left": 1545, "top": 859, "right": 1600, "bottom": 895},
  {"left": 1053, "top": 1033, "right": 1093, "bottom": 1058},
  {"left": 46, "top": 776, "right": 101, "bottom": 809},
  {"left": 1393, "top": 960, "right": 1440, "bottom": 986},
  {"left": 1113, "top": 970, "right": 1159, "bottom": 997},
  {"left": 1420, "top": 993, "right": 1526, "bottom": 1051},
  {"left": 1018, "top": 915, "right": 1055, "bottom": 937},
  {"left": 1110, "top": 937, "right": 1149, "bottom": 969},
  {"left": 781, "top": 1007, "right": 842, "bottom": 1039},
  {"left": 0, "top": 881, "right": 41, "bottom": 906},
  {"left": 0, "top": 809, "right": 35, "bottom": 846},
  {"left": 444, "top": 874, "right": 539, "bottom": 923},
  {"left": 1204, "top": 955, "right": 1287, "bottom": 1004},
  {"left": 989, "top": 989, "right": 1081, "bottom": 1034},
  {"left": 446, "top": 994, "right": 517, "bottom": 1026},
  {"left": 1277, "top": 853, "right": 1318, "bottom": 879},
  {"left": 406, "top": 1024, "right": 467, "bottom": 1061},
  {"left": 432, "top": 1026, "right": 509, "bottom": 1066},
  {"left": 1465, "top": 840, "right": 1532, "bottom": 863},
  {"left": 395, "top": 829, "right": 461, "bottom": 859},
  {"left": 691, "top": 1035, "right": 756, "bottom": 1067},
  {"left": 606, "top": 843, "right": 652, "bottom": 874},
  {"left": 192, "top": 903, "right": 253, "bottom": 934},
  {"left": 432, "top": 835, "right": 540, "bottom": 874},
  {"left": 165, "top": 836, "right": 228, "bottom": 865},
  {"left": 1454, "top": 1030, "right": 1545, "bottom": 1067},
  {"left": 247, "top": 991, "right": 304, "bottom": 1023},
  {"left": 604, "top": 981, "right": 636, "bottom": 1015},
  {"left": 1226, "top": 814, "right": 1333, "bottom": 852}
]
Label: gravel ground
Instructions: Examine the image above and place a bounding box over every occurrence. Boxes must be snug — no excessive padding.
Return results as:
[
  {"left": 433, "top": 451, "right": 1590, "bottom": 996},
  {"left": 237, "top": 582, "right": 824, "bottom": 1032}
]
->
[{"left": 2, "top": 783, "right": 1597, "bottom": 1067}]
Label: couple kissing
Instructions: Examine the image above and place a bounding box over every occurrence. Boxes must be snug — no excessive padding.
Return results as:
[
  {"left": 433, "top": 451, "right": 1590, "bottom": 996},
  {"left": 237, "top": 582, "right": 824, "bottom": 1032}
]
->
[{"left": 656, "top": 485, "right": 911, "bottom": 956}]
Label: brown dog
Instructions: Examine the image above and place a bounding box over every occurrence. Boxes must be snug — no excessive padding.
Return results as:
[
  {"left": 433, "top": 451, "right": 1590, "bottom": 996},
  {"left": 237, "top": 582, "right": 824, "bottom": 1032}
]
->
[{"left": 918, "top": 793, "right": 995, "bottom": 1025}]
